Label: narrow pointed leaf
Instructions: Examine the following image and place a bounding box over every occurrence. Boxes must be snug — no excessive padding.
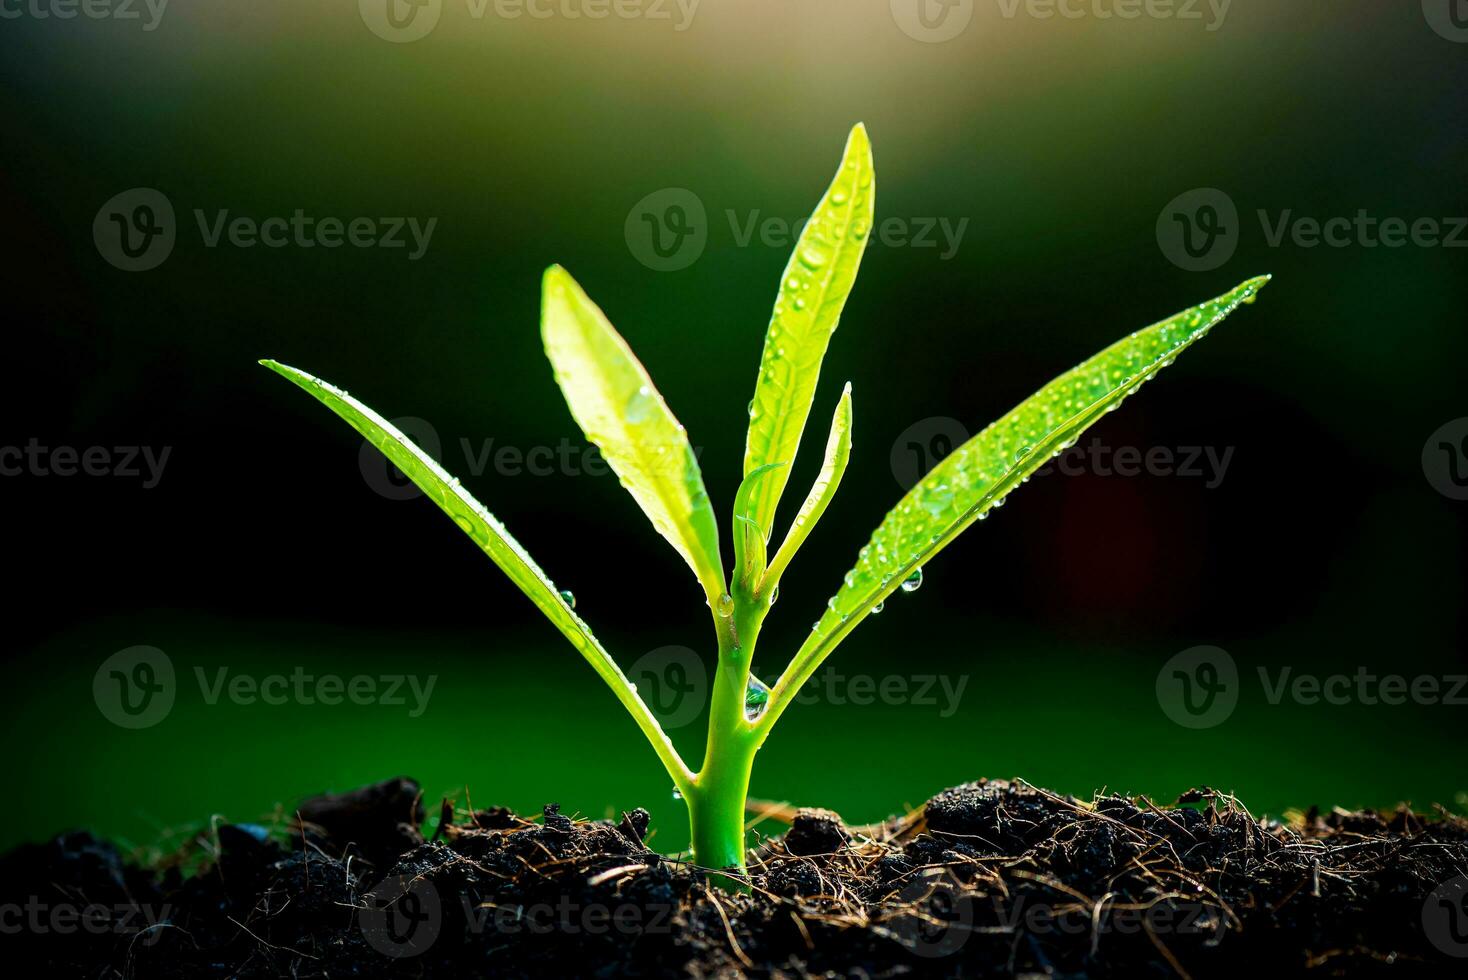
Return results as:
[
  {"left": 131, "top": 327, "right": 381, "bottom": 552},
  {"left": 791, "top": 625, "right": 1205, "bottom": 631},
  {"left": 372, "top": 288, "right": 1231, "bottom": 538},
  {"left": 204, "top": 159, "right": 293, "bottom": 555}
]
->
[
  {"left": 731, "top": 462, "right": 785, "bottom": 590},
  {"left": 260, "top": 359, "right": 694, "bottom": 790},
  {"left": 540, "top": 266, "right": 726, "bottom": 604},
  {"left": 764, "top": 383, "right": 853, "bottom": 589},
  {"left": 759, "top": 277, "right": 1271, "bottom": 731},
  {"left": 743, "top": 124, "right": 875, "bottom": 542}
]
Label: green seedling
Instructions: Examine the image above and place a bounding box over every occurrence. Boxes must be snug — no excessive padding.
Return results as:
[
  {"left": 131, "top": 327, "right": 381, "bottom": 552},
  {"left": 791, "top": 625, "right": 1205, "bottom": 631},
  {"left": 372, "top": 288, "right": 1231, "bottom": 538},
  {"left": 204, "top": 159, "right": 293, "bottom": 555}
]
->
[{"left": 262, "top": 124, "right": 1268, "bottom": 879}]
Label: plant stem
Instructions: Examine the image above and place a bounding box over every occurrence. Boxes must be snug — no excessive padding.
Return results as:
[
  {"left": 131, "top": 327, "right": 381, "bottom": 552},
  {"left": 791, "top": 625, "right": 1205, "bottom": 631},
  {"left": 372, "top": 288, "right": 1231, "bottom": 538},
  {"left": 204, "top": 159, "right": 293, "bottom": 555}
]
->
[{"left": 686, "top": 582, "right": 766, "bottom": 878}]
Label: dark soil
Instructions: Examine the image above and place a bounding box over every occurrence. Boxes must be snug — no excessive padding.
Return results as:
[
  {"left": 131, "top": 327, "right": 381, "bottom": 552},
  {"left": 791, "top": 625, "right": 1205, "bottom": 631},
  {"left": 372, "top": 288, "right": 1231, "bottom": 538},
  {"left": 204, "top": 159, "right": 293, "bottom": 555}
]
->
[{"left": 4, "top": 777, "right": 1467, "bottom": 978}]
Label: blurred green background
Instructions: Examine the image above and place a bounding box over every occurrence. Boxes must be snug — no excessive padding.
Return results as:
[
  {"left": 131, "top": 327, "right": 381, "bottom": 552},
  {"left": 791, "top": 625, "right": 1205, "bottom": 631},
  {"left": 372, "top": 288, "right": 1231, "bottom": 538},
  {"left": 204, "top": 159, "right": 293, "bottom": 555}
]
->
[{"left": 2, "top": 2, "right": 1465, "bottom": 857}]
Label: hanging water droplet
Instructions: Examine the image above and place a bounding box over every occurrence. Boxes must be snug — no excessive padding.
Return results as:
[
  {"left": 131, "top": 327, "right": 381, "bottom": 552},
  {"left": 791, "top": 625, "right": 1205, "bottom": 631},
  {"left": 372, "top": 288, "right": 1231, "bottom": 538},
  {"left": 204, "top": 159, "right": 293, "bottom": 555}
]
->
[
  {"left": 900, "top": 568, "right": 924, "bottom": 593},
  {"left": 747, "top": 399, "right": 756, "bottom": 417},
  {"left": 744, "top": 674, "right": 770, "bottom": 722},
  {"left": 769, "top": 584, "right": 780, "bottom": 605},
  {"left": 718, "top": 593, "right": 735, "bottom": 617},
  {"left": 672, "top": 787, "right": 683, "bottom": 801},
  {"left": 558, "top": 589, "right": 576, "bottom": 609},
  {"left": 871, "top": 600, "right": 885, "bottom": 615}
]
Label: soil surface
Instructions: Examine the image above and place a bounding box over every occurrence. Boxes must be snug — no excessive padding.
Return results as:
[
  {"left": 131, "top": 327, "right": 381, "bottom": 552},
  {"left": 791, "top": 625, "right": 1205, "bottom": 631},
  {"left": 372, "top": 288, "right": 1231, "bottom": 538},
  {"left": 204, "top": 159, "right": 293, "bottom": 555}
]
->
[{"left": 4, "top": 776, "right": 1467, "bottom": 978}]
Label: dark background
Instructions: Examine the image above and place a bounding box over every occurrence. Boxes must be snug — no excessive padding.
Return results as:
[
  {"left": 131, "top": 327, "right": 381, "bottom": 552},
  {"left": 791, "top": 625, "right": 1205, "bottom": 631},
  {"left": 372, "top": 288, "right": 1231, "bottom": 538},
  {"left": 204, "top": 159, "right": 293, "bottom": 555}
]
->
[{"left": 2, "top": 1, "right": 1465, "bottom": 856}]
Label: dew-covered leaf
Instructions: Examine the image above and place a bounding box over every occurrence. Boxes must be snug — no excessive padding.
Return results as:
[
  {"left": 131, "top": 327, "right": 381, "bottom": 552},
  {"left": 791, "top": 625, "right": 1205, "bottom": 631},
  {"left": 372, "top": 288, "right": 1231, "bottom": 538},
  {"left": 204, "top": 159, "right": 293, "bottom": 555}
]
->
[
  {"left": 760, "top": 277, "right": 1270, "bottom": 725},
  {"left": 541, "top": 266, "right": 726, "bottom": 604},
  {"left": 742, "top": 124, "right": 875, "bottom": 543},
  {"left": 764, "top": 383, "right": 853, "bottom": 589},
  {"left": 260, "top": 359, "right": 693, "bottom": 787}
]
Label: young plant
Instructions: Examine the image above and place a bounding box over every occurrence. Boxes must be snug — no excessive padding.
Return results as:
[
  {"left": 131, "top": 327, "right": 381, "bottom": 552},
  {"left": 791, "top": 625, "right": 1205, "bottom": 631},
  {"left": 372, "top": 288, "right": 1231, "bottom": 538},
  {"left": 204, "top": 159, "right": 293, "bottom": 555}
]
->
[{"left": 261, "top": 124, "right": 1269, "bottom": 877}]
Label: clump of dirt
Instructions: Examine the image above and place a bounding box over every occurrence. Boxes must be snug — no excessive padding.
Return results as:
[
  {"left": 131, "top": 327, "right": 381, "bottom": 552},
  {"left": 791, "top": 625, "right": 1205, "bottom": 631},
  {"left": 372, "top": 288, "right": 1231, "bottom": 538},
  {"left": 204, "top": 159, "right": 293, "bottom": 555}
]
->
[{"left": 3, "top": 777, "right": 1466, "bottom": 977}]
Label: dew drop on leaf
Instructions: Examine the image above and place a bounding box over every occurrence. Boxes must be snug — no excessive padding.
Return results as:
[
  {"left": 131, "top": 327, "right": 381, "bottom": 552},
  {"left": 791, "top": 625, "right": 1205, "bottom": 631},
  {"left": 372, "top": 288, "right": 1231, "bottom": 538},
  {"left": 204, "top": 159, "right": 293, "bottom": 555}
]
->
[
  {"left": 744, "top": 674, "right": 770, "bottom": 722},
  {"left": 718, "top": 593, "right": 735, "bottom": 617},
  {"left": 558, "top": 590, "right": 576, "bottom": 610},
  {"left": 900, "top": 567, "right": 924, "bottom": 593},
  {"left": 672, "top": 787, "right": 683, "bottom": 801},
  {"left": 871, "top": 600, "right": 884, "bottom": 615}
]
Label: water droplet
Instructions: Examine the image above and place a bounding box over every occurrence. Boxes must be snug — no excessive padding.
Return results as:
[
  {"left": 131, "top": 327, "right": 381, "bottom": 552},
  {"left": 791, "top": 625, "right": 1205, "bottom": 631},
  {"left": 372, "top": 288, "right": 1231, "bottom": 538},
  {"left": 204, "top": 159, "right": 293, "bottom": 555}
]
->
[
  {"left": 672, "top": 787, "right": 683, "bottom": 801},
  {"left": 769, "top": 585, "right": 780, "bottom": 605},
  {"left": 1014, "top": 446, "right": 1032, "bottom": 463},
  {"left": 831, "top": 190, "right": 849, "bottom": 206},
  {"left": 798, "top": 247, "right": 827, "bottom": 270},
  {"left": 900, "top": 568, "right": 924, "bottom": 593},
  {"left": 718, "top": 593, "right": 735, "bottom": 617},
  {"left": 624, "top": 385, "right": 654, "bottom": 424},
  {"left": 871, "top": 601, "right": 885, "bottom": 615},
  {"left": 558, "top": 589, "right": 576, "bottom": 609},
  {"left": 747, "top": 399, "right": 756, "bottom": 417},
  {"left": 793, "top": 298, "right": 806, "bottom": 312},
  {"left": 744, "top": 674, "right": 770, "bottom": 722}
]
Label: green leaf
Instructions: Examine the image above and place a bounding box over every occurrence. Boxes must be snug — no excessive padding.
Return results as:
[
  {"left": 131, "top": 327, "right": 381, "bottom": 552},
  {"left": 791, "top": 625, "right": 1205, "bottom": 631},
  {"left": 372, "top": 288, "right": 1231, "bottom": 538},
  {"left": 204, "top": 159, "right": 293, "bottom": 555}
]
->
[
  {"left": 758, "top": 276, "right": 1271, "bottom": 730},
  {"left": 540, "top": 266, "right": 726, "bottom": 605},
  {"left": 742, "top": 123, "right": 875, "bottom": 544},
  {"left": 731, "top": 462, "right": 786, "bottom": 590},
  {"left": 764, "top": 383, "right": 853, "bottom": 590},
  {"left": 259, "top": 359, "right": 694, "bottom": 791}
]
